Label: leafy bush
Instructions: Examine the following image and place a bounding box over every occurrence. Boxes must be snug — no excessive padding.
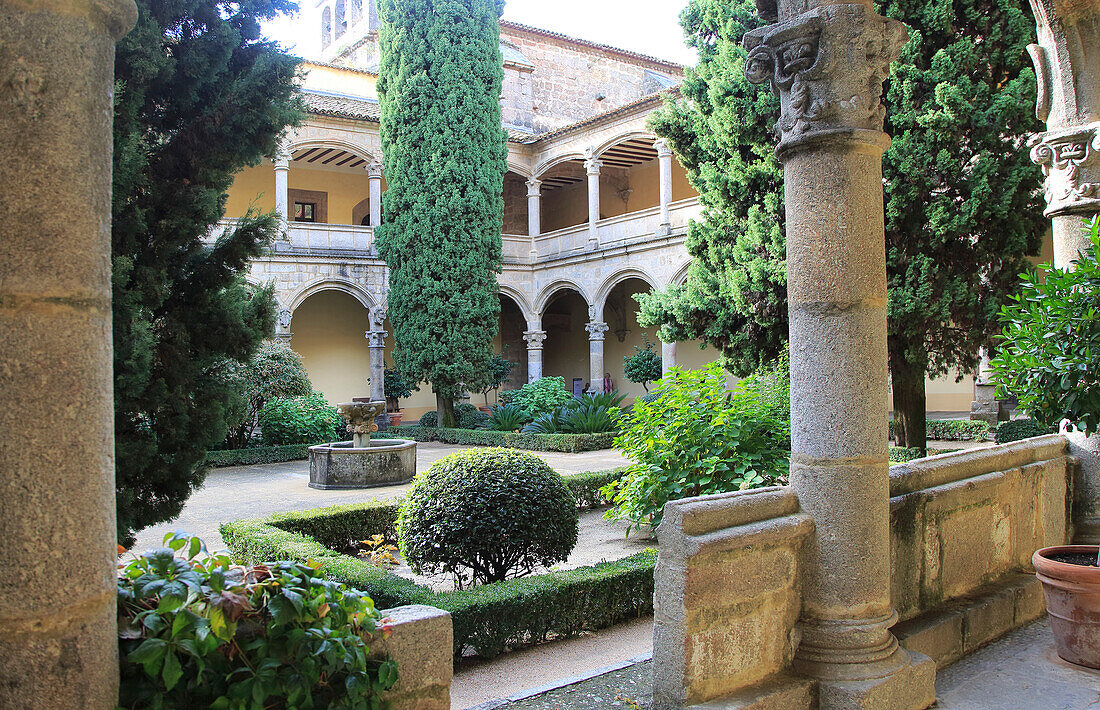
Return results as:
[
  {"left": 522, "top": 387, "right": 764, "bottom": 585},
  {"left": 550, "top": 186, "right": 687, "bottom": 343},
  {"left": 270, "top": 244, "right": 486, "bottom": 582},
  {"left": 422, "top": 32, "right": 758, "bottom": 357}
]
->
[
  {"left": 995, "top": 418, "right": 1053, "bottom": 444},
  {"left": 508, "top": 376, "right": 574, "bottom": 419},
  {"left": 566, "top": 468, "right": 625, "bottom": 508},
  {"left": 889, "top": 418, "right": 991, "bottom": 441},
  {"left": 222, "top": 342, "right": 314, "bottom": 449},
  {"left": 258, "top": 392, "right": 342, "bottom": 446},
  {"left": 572, "top": 390, "right": 627, "bottom": 410},
  {"left": 992, "top": 218, "right": 1100, "bottom": 434},
  {"left": 118, "top": 534, "right": 396, "bottom": 709},
  {"left": 205, "top": 443, "right": 313, "bottom": 468},
  {"left": 455, "top": 402, "right": 490, "bottom": 429},
  {"left": 384, "top": 365, "right": 415, "bottom": 411},
  {"left": 480, "top": 353, "right": 514, "bottom": 405},
  {"left": 523, "top": 408, "right": 568, "bottom": 434},
  {"left": 418, "top": 410, "right": 439, "bottom": 427},
  {"left": 486, "top": 403, "right": 528, "bottom": 431},
  {"left": 393, "top": 425, "right": 616, "bottom": 452},
  {"left": 222, "top": 502, "right": 653, "bottom": 660},
  {"left": 623, "top": 337, "right": 663, "bottom": 392},
  {"left": 605, "top": 362, "right": 789, "bottom": 531},
  {"left": 562, "top": 403, "right": 618, "bottom": 434},
  {"left": 397, "top": 449, "right": 579, "bottom": 587}
]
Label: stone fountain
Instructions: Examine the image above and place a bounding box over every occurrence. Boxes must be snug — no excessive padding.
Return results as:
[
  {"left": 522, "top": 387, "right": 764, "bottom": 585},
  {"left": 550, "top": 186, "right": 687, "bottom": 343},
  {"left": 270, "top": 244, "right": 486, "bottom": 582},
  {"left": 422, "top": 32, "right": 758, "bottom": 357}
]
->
[{"left": 308, "top": 399, "right": 416, "bottom": 490}]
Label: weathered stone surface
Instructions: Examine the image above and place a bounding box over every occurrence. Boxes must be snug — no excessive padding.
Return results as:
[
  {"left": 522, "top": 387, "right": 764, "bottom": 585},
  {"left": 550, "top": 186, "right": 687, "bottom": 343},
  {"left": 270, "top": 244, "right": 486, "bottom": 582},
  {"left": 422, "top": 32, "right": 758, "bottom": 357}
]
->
[
  {"left": 309, "top": 438, "right": 416, "bottom": 489},
  {"left": 370, "top": 605, "right": 452, "bottom": 710}
]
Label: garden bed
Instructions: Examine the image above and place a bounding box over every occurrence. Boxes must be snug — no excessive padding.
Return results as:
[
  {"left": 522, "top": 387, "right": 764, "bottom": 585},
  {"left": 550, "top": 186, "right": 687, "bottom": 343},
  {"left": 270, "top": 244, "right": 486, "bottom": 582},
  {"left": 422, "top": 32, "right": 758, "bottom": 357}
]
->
[
  {"left": 205, "top": 443, "right": 316, "bottom": 467},
  {"left": 390, "top": 425, "right": 616, "bottom": 452},
  {"left": 219, "top": 468, "right": 656, "bottom": 660}
]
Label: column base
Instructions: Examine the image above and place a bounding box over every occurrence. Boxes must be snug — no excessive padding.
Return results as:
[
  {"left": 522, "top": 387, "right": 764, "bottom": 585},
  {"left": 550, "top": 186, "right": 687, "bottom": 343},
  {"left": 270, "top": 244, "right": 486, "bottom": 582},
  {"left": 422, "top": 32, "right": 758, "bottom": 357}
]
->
[
  {"left": 812, "top": 649, "right": 935, "bottom": 710},
  {"left": 656, "top": 223, "right": 672, "bottom": 237}
]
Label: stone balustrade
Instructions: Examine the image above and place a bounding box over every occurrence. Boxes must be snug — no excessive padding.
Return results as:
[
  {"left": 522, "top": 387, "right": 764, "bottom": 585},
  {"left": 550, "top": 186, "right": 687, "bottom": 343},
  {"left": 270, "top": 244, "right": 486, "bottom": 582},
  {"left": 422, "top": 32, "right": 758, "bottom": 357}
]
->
[{"left": 532, "top": 197, "right": 700, "bottom": 259}]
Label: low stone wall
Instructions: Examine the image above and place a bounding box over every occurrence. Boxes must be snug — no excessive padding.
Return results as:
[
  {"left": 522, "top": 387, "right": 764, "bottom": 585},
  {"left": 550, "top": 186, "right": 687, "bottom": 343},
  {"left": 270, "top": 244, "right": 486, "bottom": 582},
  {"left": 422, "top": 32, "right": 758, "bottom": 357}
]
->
[
  {"left": 369, "top": 605, "right": 452, "bottom": 710},
  {"left": 651, "top": 435, "right": 1074, "bottom": 709}
]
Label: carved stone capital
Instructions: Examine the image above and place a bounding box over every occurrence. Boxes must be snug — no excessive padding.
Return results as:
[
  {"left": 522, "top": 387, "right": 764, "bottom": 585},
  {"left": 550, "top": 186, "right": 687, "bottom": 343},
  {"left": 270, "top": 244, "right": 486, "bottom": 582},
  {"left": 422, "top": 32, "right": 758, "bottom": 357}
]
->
[
  {"left": 585, "top": 157, "right": 602, "bottom": 175},
  {"left": 585, "top": 320, "right": 609, "bottom": 341},
  {"left": 744, "top": 4, "right": 907, "bottom": 157},
  {"left": 366, "top": 161, "right": 383, "bottom": 179},
  {"left": 654, "top": 138, "right": 673, "bottom": 157},
  {"left": 1030, "top": 122, "right": 1100, "bottom": 216},
  {"left": 523, "top": 329, "right": 547, "bottom": 350},
  {"left": 370, "top": 305, "right": 387, "bottom": 329},
  {"left": 366, "top": 329, "right": 387, "bottom": 349},
  {"left": 526, "top": 178, "right": 542, "bottom": 197}
]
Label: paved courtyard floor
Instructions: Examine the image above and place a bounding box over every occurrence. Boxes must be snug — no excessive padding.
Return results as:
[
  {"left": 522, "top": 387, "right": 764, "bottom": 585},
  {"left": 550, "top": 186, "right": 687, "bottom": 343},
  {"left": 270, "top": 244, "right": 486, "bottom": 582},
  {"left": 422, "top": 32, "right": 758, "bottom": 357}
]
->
[{"left": 130, "top": 442, "right": 630, "bottom": 553}]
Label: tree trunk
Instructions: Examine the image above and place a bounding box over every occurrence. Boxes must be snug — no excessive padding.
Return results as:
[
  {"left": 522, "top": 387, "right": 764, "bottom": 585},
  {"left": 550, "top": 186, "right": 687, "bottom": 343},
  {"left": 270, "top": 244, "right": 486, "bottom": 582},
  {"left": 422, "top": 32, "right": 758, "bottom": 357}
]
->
[
  {"left": 437, "top": 392, "right": 456, "bottom": 428},
  {"left": 891, "top": 363, "right": 927, "bottom": 456}
]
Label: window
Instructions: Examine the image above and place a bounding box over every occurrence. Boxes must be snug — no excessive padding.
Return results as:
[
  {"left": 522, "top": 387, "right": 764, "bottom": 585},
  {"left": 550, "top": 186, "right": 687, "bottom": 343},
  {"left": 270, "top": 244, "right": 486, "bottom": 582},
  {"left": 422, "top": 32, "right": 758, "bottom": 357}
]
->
[
  {"left": 321, "top": 7, "right": 332, "bottom": 48},
  {"left": 294, "top": 202, "right": 316, "bottom": 222},
  {"left": 335, "top": 0, "right": 347, "bottom": 37}
]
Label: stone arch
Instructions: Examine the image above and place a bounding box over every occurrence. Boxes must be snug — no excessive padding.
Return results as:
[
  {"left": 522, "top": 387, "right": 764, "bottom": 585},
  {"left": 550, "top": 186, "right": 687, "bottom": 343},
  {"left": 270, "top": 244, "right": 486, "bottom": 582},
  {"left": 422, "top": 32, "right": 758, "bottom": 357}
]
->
[
  {"left": 593, "top": 267, "right": 660, "bottom": 315},
  {"left": 497, "top": 283, "right": 535, "bottom": 324},
  {"left": 535, "top": 279, "right": 593, "bottom": 317},
  {"left": 591, "top": 130, "right": 658, "bottom": 160},
  {"left": 288, "top": 277, "right": 376, "bottom": 315},
  {"left": 289, "top": 137, "right": 378, "bottom": 166},
  {"left": 671, "top": 260, "right": 692, "bottom": 287},
  {"left": 507, "top": 159, "right": 532, "bottom": 178},
  {"left": 532, "top": 152, "right": 587, "bottom": 180}
]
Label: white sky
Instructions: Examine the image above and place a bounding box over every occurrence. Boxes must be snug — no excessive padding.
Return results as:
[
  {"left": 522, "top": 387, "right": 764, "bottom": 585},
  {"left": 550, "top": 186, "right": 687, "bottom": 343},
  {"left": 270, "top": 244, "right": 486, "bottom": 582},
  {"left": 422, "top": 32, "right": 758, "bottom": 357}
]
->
[{"left": 261, "top": 0, "right": 697, "bottom": 67}]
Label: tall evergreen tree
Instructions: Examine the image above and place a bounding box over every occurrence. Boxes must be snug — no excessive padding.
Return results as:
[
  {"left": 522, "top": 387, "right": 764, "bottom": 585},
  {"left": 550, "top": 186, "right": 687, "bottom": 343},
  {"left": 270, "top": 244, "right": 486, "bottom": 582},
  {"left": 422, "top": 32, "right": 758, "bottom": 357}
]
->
[
  {"left": 640, "top": 0, "right": 1045, "bottom": 453},
  {"left": 376, "top": 0, "right": 508, "bottom": 428},
  {"left": 113, "top": 0, "right": 303, "bottom": 545}
]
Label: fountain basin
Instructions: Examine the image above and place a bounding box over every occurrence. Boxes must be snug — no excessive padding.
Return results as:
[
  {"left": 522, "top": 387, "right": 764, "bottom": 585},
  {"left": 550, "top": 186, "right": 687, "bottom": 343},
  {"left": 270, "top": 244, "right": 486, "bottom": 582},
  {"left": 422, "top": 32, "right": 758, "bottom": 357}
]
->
[{"left": 308, "top": 438, "right": 417, "bottom": 490}]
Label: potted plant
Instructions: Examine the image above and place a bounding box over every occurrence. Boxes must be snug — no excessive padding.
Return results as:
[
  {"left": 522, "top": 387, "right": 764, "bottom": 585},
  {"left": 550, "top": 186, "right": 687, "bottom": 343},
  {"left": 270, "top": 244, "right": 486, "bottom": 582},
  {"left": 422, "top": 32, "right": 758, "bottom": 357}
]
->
[
  {"left": 993, "top": 217, "right": 1100, "bottom": 667},
  {"left": 383, "top": 364, "right": 414, "bottom": 427},
  {"left": 480, "top": 352, "right": 514, "bottom": 413}
]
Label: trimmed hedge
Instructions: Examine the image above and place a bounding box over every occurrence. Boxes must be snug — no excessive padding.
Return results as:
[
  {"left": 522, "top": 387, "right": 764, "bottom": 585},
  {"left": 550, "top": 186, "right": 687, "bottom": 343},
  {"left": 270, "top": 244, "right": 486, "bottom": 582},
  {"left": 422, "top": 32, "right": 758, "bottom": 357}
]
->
[
  {"left": 888, "top": 419, "right": 991, "bottom": 442},
  {"left": 220, "top": 471, "right": 651, "bottom": 660},
  {"left": 889, "top": 446, "right": 963, "bottom": 463},
  {"left": 205, "top": 443, "right": 315, "bottom": 467},
  {"left": 392, "top": 426, "right": 615, "bottom": 452},
  {"left": 994, "top": 418, "right": 1053, "bottom": 444},
  {"left": 566, "top": 468, "right": 626, "bottom": 508}
]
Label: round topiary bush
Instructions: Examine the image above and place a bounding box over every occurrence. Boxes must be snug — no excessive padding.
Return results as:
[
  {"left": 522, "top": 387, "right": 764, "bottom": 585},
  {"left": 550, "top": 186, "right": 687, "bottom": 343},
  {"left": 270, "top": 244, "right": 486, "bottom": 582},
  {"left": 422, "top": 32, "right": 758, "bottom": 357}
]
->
[{"left": 397, "top": 448, "right": 578, "bottom": 587}]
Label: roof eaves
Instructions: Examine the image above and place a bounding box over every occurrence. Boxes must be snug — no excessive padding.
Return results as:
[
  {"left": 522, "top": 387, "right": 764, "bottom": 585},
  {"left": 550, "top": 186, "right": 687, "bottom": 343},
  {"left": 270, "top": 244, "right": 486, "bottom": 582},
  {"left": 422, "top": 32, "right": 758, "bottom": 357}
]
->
[
  {"left": 530, "top": 89, "right": 678, "bottom": 144},
  {"left": 499, "top": 20, "right": 686, "bottom": 72}
]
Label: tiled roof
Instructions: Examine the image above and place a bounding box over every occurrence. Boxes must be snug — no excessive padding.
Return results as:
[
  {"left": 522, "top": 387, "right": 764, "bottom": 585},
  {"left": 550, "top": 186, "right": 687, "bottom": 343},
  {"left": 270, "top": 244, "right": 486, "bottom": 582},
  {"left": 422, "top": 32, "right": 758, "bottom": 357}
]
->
[
  {"left": 499, "top": 20, "right": 686, "bottom": 72},
  {"left": 529, "top": 90, "right": 678, "bottom": 144}
]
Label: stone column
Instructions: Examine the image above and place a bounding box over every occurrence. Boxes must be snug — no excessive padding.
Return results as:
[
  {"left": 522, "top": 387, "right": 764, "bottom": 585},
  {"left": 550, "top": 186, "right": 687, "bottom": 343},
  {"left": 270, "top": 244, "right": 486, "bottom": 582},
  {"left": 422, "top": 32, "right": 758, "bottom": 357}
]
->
[
  {"left": 274, "top": 150, "right": 290, "bottom": 226},
  {"left": 0, "top": 0, "right": 136, "bottom": 707},
  {"left": 367, "top": 161, "right": 383, "bottom": 227},
  {"left": 586, "top": 320, "right": 609, "bottom": 393},
  {"left": 745, "top": 3, "right": 934, "bottom": 707},
  {"left": 527, "top": 178, "right": 541, "bottom": 261},
  {"left": 1027, "top": 0, "right": 1100, "bottom": 543},
  {"left": 369, "top": 306, "right": 390, "bottom": 429},
  {"left": 655, "top": 138, "right": 674, "bottom": 236},
  {"left": 661, "top": 339, "right": 677, "bottom": 375},
  {"left": 969, "top": 347, "right": 1007, "bottom": 425},
  {"left": 585, "top": 154, "right": 602, "bottom": 250},
  {"left": 523, "top": 329, "right": 547, "bottom": 383}
]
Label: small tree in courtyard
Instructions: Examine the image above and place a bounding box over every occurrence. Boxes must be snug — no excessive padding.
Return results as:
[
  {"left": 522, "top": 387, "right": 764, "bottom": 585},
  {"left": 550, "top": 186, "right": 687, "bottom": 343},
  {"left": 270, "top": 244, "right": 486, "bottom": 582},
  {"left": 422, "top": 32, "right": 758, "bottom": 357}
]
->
[
  {"left": 112, "top": 0, "right": 302, "bottom": 545},
  {"left": 623, "top": 336, "right": 663, "bottom": 392},
  {"left": 376, "top": 0, "right": 508, "bottom": 428}
]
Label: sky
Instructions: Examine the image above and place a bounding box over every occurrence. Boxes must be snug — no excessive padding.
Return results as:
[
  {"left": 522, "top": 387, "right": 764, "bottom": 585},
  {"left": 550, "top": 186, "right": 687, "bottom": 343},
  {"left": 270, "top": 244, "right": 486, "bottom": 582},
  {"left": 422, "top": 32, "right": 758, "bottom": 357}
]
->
[{"left": 261, "top": 0, "right": 697, "bottom": 66}]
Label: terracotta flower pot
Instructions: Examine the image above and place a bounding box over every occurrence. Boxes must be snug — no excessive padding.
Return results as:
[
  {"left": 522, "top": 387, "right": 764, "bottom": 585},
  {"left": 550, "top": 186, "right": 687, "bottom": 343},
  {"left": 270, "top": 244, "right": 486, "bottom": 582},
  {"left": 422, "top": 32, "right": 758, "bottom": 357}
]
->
[
  {"left": 388, "top": 410, "right": 403, "bottom": 427},
  {"left": 478, "top": 405, "right": 492, "bottom": 414},
  {"left": 1033, "top": 545, "right": 1100, "bottom": 668}
]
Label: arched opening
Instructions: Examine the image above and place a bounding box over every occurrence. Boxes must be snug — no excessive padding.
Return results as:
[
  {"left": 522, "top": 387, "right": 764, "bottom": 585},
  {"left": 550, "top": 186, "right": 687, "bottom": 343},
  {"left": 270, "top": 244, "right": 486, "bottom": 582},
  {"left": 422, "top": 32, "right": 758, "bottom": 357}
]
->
[
  {"left": 288, "top": 145, "right": 380, "bottom": 226},
  {"left": 496, "top": 294, "right": 528, "bottom": 395},
  {"left": 335, "top": 0, "right": 347, "bottom": 37},
  {"left": 541, "top": 288, "right": 590, "bottom": 395},
  {"left": 289, "top": 289, "right": 371, "bottom": 405},
  {"left": 602, "top": 278, "right": 660, "bottom": 400},
  {"left": 597, "top": 137, "right": 659, "bottom": 220},
  {"left": 538, "top": 159, "right": 588, "bottom": 232},
  {"left": 502, "top": 171, "right": 530, "bottom": 236},
  {"left": 321, "top": 6, "right": 332, "bottom": 48}
]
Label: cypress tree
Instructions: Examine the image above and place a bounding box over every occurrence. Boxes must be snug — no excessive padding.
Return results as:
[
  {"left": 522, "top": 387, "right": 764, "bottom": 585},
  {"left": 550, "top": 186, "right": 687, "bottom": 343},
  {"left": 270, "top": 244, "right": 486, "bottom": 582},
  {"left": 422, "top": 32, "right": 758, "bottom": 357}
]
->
[
  {"left": 112, "top": 0, "right": 302, "bottom": 545},
  {"left": 376, "top": 0, "right": 508, "bottom": 428},
  {"left": 641, "top": 0, "right": 1045, "bottom": 453}
]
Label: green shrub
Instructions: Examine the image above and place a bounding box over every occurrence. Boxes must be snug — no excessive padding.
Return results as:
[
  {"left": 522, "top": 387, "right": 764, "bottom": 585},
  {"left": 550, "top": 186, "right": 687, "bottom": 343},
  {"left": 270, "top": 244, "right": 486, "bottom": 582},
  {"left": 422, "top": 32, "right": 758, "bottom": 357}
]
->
[
  {"left": 561, "top": 403, "right": 618, "bottom": 434},
  {"left": 222, "top": 342, "right": 314, "bottom": 449},
  {"left": 205, "top": 443, "right": 312, "bottom": 467},
  {"left": 397, "top": 449, "right": 579, "bottom": 587},
  {"left": 384, "top": 365, "right": 416, "bottom": 411},
  {"left": 566, "top": 468, "right": 625, "bottom": 508},
  {"left": 892, "top": 419, "right": 991, "bottom": 441},
  {"left": 221, "top": 510, "right": 654, "bottom": 660},
  {"left": 258, "top": 392, "right": 342, "bottom": 446},
  {"left": 509, "top": 376, "right": 574, "bottom": 419},
  {"left": 623, "top": 337, "right": 663, "bottom": 392},
  {"left": 992, "top": 218, "right": 1100, "bottom": 434},
  {"left": 418, "top": 410, "right": 439, "bottom": 427},
  {"left": 572, "top": 390, "right": 627, "bottom": 409},
  {"left": 118, "top": 534, "right": 395, "bottom": 709},
  {"left": 486, "top": 403, "right": 528, "bottom": 431},
  {"left": 455, "top": 402, "right": 490, "bottom": 429},
  {"left": 523, "top": 408, "right": 568, "bottom": 433},
  {"left": 994, "top": 418, "right": 1053, "bottom": 444},
  {"left": 392, "top": 426, "right": 615, "bottom": 452},
  {"left": 605, "top": 362, "right": 789, "bottom": 531}
]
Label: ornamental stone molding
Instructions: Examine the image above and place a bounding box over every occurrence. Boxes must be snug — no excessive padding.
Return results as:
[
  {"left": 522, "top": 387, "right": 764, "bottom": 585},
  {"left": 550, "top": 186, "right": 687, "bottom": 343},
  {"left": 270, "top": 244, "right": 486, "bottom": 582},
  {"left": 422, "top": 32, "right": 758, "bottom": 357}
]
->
[
  {"left": 743, "top": 3, "right": 907, "bottom": 156},
  {"left": 365, "top": 330, "right": 387, "bottom": 349},
  {"left": 584, "top": 157, "right": 602, "bottom": 174},
  {"left": 277, "top": 308, "right": 293, "bottom": 331},
  {"left": 654, "top": 138, "right": 672, "bottom": 157},
  {"left": 370, "top": 305, "right": 387, "bottom": 328},
  {"left": 1027, "top": 0, "right": 1100, "bottom": 130},
  {"left": 366, "top": 161, "right": 383, "bottom": 178},
  {"left": 1029, "top": 123, "right": 1100, "bottom": 216},
  {"left": 522, "top": 329, "right": 547, "bottom": 350},
  {"left": 585, "top": 320, "right": 609, "bottom": 341}
]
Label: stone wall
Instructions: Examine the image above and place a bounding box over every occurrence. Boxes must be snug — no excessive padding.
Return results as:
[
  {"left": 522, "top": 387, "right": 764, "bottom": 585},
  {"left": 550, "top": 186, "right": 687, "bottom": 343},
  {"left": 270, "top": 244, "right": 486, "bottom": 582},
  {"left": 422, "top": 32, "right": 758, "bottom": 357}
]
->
[{"left": 369, "top": 605, "right": 452, "bottom": 710}]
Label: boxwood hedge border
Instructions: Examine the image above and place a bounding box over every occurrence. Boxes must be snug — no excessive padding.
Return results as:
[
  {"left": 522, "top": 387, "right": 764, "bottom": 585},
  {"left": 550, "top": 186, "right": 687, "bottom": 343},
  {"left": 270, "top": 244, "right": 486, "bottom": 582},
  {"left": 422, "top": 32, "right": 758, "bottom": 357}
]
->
[{"left": 389, "top": 426, "right": 616, "bottom": 453}]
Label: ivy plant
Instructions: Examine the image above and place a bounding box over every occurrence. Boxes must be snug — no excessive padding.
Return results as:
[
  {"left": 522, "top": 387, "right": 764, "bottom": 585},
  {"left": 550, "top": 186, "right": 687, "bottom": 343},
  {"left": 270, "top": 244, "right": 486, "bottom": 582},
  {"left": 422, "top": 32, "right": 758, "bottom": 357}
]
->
[{"left": 118, "top": 533, "right": 397, "bottom": 709}]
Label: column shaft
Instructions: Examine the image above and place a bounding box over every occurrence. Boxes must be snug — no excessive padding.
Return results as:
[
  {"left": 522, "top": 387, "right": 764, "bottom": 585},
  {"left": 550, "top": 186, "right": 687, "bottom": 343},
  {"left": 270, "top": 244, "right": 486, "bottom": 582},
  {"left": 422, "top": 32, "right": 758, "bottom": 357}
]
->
[
  {"left": 656, "top": 139, "right": 673, "bottom": 233},
  {"left": 527, "top": 179, "right": 541, "bottom": 237},
  {"left": 586, "top": 321, "right": 609, "bottom": 393},
  {"left": 661, "top": 340, "right": 677, "bottom": 375},
  {"left": 585, "top": 157, "right": 601, "bottom": 249},
  {"left": 523, "top": 329, "right": 546, "bottom": 383},
  {"left": 368, "top": 162, "right": 383, "bottom": 227},
  {"left": 274, "top": 154, "right": 290, "bottom": 224},
  {"left": 0, "top": 0, "right": 136, "bottom": 706}
]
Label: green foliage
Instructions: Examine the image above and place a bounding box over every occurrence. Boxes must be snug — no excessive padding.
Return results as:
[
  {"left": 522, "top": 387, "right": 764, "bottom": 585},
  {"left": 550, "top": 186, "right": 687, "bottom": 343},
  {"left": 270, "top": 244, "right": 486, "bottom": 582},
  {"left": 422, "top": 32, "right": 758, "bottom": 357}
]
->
[
  {"left": 455, "top": 403, "right": 490, "bottom": 430},
  {"left": 417, "top": 411, "right": 439, "bottom": 427},
  {"left": 397, "top": 449, "right": 579, "bottom": 587},
  {"left": 622, "top": 337, "right": 664, "bottom": 392},
  {"left": 222, "top": 500, "right": 653, "bottom": 659},
  {"left": 508, "top": 376, "right": 575, "bottom": 420},
  {"left": 482, "top": 353, "right": 515, "bottom": 403},
  {"left": 992, "top": 220, "right": 1100, "bottom": 435},
  {"left": 994, "top": 418, "right": 1054, "bottom": 444},
  {"left": 205, "top": 444, "right": 313, "bottom": 468},
  {"left": 376, "top": 0, "right": 508, "bottom": 427},
  {"left": 486, "top": 404, "right": 528, "bottom": 432},
  {"left": 561, "top": 404, "right": 619, "bottom": 434},
  {"left": 886, "top": 418, "right": 991, "bottom": 441},
  {"left": 384, "top": 365, "right": 415, "bottom": 403},
  {"left": 258, "top": 392, "right": 342, "bottom": 446},
  {"left": 522, "top": 408, "right": 568, "bottom": 434},
  {"left": 112, "top": 0, "right": 304, "bottom": 545},
  {"left": 605, "top": 363, "right": 789, "bottom": 531},
  {"left": 222, "top": 342, "right": 313, "bottom": 449},
  {"left": 393, "top": 426, "right": 616, "bottom": 452},
  {"left": 639, "top": 0, "right": 1045, "bottom": 452},
  {"left": 118, "top": 534, "right": 395, "bottom": 709}
]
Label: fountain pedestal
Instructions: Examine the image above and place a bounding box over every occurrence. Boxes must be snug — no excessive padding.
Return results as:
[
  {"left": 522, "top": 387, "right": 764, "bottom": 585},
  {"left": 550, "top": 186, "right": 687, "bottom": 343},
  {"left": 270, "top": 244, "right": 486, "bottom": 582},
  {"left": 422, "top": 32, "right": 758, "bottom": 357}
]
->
[{"left": 308, "top": 400, "right": 417, "bottom": 490}]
